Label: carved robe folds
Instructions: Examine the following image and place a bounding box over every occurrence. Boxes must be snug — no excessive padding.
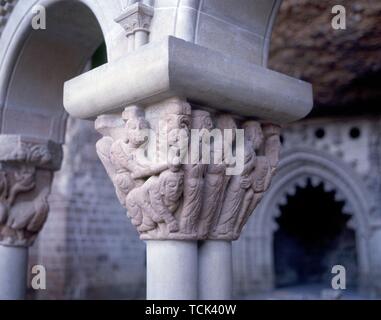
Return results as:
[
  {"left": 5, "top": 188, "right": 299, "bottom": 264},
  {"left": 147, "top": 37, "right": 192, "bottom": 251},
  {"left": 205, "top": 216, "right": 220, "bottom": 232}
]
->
[
  {"left": 95, "top": 97, "right": 281, "bottom": 241},
  {"left": 0, "top": 136, "right": 62, "bottom": 247}
]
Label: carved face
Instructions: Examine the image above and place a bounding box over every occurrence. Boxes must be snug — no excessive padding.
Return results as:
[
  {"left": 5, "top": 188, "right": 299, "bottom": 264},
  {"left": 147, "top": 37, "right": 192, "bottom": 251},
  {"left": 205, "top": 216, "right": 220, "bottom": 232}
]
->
[
  {"left": 216, "top": 115, "right": 237, "bottom": 142},
  {"left": 161, "top": 115, "right": 190, "bottom": 165},
  {"left": 165, "top": 114, "right": 191, "bottom": 132},
  {"left": 192, "top": 112, "right": 214, "bottom": 131},
  {"left": 163, "top": 115, "right": 190, "bottom": 146},
  {"left": 162, "top": 172, "right": 184, "bottom": 203},
  {"left": 262, "top": 124, "right": 281, "bottom": 138},
  {"left": 125, "top": 118, "right": 150, "bottom": 147},
  {"left": 196, "top": 115, "right": 214, "bottom": 142},
  {"left": 202, "top": 116, "right": 214, "bottom": 131}
]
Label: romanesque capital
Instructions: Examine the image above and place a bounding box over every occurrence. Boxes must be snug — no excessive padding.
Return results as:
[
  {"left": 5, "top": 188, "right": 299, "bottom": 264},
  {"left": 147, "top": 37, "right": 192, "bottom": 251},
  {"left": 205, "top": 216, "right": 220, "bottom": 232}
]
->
[
  {"left": 95, "top": 97, "right": 281, "bottom": 241},
  {"left": 0, "top": 135, "right": 62, "bottom": 247},
  {"left": 115, "top": 1, "right": 154, "bottom": 36}
]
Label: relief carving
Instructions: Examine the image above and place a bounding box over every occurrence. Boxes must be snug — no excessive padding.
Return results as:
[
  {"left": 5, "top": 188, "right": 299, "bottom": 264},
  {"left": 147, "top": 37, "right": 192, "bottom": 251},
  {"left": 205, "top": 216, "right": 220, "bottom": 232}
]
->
[
  {"left": 197, "top": 115, "right": 236, "bottom": 238},
  {"left": 210, "top": 121, "right": 261, "bottom": 239},
  {"left": 181, "top": 110, "right": 213, "bottom": 235},
  {"left": 0, "top": 137, "right": 61, "bottom": 246},
  {"left": 96, "top": 99, "right": 281, "bottom": 241},
  {"left": 126, "top": 168, "right": 184, "bottom": 235}
]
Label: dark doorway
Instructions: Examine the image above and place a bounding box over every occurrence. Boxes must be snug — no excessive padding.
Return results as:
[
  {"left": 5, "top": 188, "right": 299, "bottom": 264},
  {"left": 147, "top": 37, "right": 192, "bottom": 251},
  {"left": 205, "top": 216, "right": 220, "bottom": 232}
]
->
[{"left": 274, "top": 180, "right": 358, "bottom": 289}]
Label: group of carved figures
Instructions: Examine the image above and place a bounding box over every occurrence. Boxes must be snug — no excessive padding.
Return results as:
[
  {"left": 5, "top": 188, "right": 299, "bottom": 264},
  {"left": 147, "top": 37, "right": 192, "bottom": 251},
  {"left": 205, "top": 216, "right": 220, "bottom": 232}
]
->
[
  {"left": 96, "top": 99, "right": 281, "bottom": 240},
  {"left": 0, "top": 142, "right": 53, "bottom": 246}
]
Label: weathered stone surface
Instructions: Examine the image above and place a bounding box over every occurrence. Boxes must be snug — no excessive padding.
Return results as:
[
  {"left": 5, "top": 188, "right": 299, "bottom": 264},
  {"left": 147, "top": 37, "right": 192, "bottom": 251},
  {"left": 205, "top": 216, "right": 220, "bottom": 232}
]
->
[
  {"left": 0, "top": 137, "right": 61, "bottom": 247},
  {"left": 95, "top": 98, "right": 281, "bottom": 241},
  {"left": 270, "top": 0, "right": 381, "bottom": 113}
]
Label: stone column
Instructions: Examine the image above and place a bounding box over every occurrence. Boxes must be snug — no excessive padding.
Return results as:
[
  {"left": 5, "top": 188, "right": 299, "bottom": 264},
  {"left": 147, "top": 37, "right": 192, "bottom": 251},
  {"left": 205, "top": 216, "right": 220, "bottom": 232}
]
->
[
  {"left": 93, "top": 98, "right": 199, "bottom": 300},
  {"left": 147, "top": 240, "right": 198, "bottom": 300},
  {"left": 0, "top": 135, "right": 62, "bottom": 300},
  {"left": 199, "top": 240, "right": 232, "bottom": 300},
  {"left": 90, "top": 98, "right": 286, "bottom": 299},
  {"left": 0, "top": 245, "right": 28, "bottom": 300},
  {"left": 63, "top": 1, "right": 313, "bottom": 300},
  {"left": 115, "top": 1, "right": 154, "bottom": 52}
]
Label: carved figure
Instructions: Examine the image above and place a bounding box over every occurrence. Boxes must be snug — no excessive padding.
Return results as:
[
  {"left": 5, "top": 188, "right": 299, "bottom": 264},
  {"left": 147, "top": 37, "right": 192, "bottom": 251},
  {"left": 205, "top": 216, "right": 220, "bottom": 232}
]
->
[
  {"left": 233, "top": 123, "right": 281, "bottom": 238},
  {"left": 212, "top": 121, "right": 262, "bottom": 238},
  {"left": 94, "top": 100, "right": 281, "bottom": 241},
  {"left": 5, "top": 187, "right": 50, "bottom": 244},
  {"left": 198, "top": 115, "right": 237, "bottom": 238},
  {"left": 126, "top": 168, "right": 184, "bottom": 234},
  {"left": 95, "top": 106, "right": 168, "bottom": 207},
  {"left": 181, "top": 110, "right": 213, "bottom": 234}
]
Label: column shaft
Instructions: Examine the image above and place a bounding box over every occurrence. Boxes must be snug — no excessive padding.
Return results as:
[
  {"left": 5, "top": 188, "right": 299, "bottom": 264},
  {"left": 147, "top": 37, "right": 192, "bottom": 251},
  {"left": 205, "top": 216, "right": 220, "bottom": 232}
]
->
[
  {"left": 146, "top": 240, "right": 198, "bottom": 300},
  {"left": 0, "top": 245, "right": 28, "bottom": 300},
  {"left": 134, "top": 30, "right": 148, "bottom": 48},
  {"left": 199, "top": 240, "right": 232, "bottom": 300}
]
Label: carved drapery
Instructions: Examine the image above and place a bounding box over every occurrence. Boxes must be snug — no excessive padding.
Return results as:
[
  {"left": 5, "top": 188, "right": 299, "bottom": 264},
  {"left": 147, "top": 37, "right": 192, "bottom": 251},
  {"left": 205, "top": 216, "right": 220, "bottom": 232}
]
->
[
  {"left": 95, "top": 97, "right": 281, "bottom": 241},
  {"left": 0, "top": 136, "right": 62, "bottom": 247}
]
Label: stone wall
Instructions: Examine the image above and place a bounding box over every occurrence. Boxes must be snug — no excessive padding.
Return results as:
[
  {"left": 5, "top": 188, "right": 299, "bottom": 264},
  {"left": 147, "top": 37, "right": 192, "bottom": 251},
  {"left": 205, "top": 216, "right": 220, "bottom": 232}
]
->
[
  {"left": 233, "top": 116, "right": 381, "bottom": 298},
  {"left": 29, "top": 117, "right": 146, "bottom": 300}
]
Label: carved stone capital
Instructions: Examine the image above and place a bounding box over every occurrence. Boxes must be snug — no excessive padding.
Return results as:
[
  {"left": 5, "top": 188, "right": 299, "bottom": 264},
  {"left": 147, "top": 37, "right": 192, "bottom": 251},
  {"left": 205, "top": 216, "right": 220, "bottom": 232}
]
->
[
  {"left": 115, "top": 2, "right": 154, "bottom": 36},
  {"left": 0, "top": 135, "right": 63, "bottom": 171},
  {"left": 0, "top": 136, "right": 63, "bottom": 247},
  {"left": 96, "top": 98, "right": 281, "bottom": 241}
]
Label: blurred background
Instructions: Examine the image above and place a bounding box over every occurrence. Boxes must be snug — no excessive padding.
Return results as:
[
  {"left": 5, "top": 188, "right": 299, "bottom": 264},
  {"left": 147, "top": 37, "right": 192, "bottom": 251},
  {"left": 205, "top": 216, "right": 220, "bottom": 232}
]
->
[{"left": 19, "top": 0, "right": 381, "bottom": 299}]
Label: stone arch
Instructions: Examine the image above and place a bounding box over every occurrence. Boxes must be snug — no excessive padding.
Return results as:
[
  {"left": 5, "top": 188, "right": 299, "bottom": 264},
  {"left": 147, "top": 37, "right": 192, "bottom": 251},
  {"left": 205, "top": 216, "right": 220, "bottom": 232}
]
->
[
  {"left": 0, "top": 0, "right": 127, "bottom": 143},
  {"left": 0, "top": 0, "right": 149, "bottom": 299},
  {"left": 236, "top": 147, "right": 373, "bottom": 295}
]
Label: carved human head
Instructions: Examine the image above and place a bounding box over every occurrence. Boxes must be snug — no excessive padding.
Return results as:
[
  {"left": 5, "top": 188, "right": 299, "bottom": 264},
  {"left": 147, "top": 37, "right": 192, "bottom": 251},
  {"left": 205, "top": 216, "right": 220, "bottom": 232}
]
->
[
  {"left": 191, "top": 111, "right": 214, "bottom": 152},
  {"left": 192, "top": 110, "right": 213, "bottom": 131},
  {"left": 122, "top": 106, "right": 150, "bottom": 147},
  {"left": 215, "top": 114, "right": 237, "bottom": 131},
  {"left": 215, "top": 114, "right": 237, "bottom": 143},
  {"left": 160, "top": 170, "right": 184, "bottom": 203},
  {"left": 243, "top": 121, "right": 264, "bottom": 150},
  {"left": 262, "top": 124, "right": 281, "bottom": 138}
]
